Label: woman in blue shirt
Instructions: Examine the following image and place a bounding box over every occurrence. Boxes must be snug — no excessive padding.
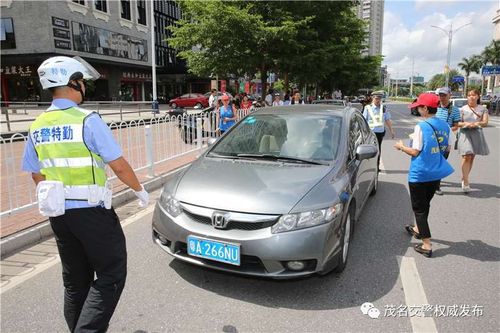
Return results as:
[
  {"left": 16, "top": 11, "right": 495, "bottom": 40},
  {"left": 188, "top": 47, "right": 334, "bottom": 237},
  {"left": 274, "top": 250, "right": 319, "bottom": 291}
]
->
[
  {"left": 394, "top": 93, "right": 454, "bottom": 258},
  {"left": 218, "top": 94, "right": 237, "bottom": 134}
]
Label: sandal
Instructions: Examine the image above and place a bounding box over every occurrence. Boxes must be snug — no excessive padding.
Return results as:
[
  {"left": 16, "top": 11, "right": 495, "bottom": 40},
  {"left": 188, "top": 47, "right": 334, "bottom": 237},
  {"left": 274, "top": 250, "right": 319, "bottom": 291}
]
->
[
  {"left": 414, "top": 244, "right": 432, "bottom": 258},
  {"left": 405, "top": 225, "right": 422, "bottom": 239}
]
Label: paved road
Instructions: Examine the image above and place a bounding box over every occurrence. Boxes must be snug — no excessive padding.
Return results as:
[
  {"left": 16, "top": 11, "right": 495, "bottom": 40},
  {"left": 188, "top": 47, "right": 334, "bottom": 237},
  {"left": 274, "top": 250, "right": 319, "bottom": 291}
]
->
[{"left": 1, "top": 103, "right": 499, "bottom": 332}]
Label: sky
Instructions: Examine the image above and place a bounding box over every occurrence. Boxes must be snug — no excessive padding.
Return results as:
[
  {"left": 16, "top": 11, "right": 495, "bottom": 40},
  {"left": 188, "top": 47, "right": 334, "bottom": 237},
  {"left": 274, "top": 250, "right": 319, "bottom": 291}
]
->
[{"left": 382, "top": 0, "right": 499, "bottom": 81}]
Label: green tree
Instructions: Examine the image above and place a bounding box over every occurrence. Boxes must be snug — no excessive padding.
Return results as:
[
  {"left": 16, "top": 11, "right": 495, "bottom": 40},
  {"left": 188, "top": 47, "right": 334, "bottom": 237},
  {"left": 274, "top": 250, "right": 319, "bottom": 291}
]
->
[
  {"left": 458, "top": 56, "right": 476, "bottom": 93},
  {"left": 482, "top": 40, "right": 500, "bottom": 65},
  {"left": 168, "top": 0, "right": 377, "bottom": 98},
  {"left": 427, "top": 69, "right": 461, "bottom": 91}
]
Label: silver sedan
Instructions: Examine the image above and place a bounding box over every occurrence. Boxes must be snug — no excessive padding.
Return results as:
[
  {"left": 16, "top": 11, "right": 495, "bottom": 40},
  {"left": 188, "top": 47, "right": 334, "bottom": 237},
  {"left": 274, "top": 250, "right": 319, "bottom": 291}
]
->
[{"left": 152, "top": 105, "right": 379, "bottom": 278}]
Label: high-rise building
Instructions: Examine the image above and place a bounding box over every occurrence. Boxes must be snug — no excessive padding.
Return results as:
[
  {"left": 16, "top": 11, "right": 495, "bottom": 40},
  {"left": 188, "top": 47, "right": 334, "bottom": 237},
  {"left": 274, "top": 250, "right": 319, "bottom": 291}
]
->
[{"left": 356, "top": 0, "right": 384, "bottom": 56}]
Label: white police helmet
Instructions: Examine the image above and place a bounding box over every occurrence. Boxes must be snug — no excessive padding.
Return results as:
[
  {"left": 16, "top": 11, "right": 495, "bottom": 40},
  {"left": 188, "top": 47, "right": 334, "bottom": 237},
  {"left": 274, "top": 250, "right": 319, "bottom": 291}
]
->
[{"left": 37, "top": 56, "right": 100, "bottom": 90}]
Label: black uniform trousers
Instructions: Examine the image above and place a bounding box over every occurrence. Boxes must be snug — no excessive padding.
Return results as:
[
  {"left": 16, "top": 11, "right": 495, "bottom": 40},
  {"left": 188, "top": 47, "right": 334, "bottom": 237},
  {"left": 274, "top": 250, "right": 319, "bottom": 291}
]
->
[
  {"left": 375, "top": 131, "right": 385, "bottom": 170},
  {"left": 408, "top": 180, "right": 440, "bottom": 239},
  {"left": 50, "top": 207, "right": 127, "bottom": 333}
]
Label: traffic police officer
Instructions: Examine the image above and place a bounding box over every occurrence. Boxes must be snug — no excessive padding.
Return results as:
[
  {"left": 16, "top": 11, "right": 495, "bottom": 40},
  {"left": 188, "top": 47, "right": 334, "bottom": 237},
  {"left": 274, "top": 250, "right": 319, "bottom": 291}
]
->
[
  {"left": 362, "top": 92, "right": 395, "bottom": 170},
  {"left": 22, "top": 56, "right": 149, "bottom": 332}
]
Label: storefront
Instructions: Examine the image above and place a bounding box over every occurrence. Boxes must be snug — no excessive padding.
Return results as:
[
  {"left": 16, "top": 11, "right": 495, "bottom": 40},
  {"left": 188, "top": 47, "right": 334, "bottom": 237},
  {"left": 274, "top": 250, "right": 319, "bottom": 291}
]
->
[
  {"left": 119, "top": 70, "right": 152, "bottom": 101},
  {"left": 0, "top": 64, "right": 40, "bottom": 103}
]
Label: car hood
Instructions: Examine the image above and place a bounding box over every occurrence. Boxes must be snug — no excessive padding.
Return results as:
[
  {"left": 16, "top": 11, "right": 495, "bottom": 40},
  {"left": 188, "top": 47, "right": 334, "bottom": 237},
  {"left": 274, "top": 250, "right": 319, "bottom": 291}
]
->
[{"left": 174, "top": 157, "right": 331, "bottom": 214}]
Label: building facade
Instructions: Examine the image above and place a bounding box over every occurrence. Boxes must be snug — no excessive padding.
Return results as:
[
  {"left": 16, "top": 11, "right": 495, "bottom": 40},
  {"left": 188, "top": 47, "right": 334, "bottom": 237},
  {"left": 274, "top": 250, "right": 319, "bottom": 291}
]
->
[
  {"left": 356, "top": 0, "right": 384, "bottom": 56},
  {"left": 0, "top": 0, "right": 188, "bottom": 103}
]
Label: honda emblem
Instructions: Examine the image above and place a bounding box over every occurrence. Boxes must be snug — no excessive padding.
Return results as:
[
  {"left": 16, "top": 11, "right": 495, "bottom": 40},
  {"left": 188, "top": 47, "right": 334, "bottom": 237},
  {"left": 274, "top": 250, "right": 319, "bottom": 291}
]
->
[{"left": 212, "top": 212, "right": 229, "bottom": 229}]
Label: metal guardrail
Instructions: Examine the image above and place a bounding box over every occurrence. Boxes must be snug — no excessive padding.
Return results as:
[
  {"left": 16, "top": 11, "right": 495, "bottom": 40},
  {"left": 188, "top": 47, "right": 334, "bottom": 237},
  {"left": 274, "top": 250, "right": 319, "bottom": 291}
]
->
[
  {"left": 0, "top": 101, "right": 157, "bottom": 132},
  {"left": 0, "top": 107, "right": 254, "bottom": 217}
]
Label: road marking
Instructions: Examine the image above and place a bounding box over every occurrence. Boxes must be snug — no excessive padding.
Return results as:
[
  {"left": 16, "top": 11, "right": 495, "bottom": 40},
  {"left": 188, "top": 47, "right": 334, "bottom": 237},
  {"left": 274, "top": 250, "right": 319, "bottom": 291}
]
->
[
  {"left": 399, "top": 256, "right": 438, "bottom": 333},
  {"left": 0, "top": 205, "right": 155, "bottom": 295}
]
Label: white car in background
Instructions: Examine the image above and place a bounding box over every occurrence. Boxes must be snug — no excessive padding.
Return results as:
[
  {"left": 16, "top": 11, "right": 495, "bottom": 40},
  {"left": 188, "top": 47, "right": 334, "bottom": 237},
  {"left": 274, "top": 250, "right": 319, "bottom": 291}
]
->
[{"left": 451, "top": 98, "right": 467, "bottom": 108}]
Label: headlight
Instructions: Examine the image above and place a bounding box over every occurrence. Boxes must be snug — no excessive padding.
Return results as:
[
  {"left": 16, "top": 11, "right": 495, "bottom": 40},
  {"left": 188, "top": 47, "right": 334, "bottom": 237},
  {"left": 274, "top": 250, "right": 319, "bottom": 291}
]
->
[
  {"left": 160, "top": 189, "right": 182, "bottom": 217},
  {"left": 272, "top": 203, "right": 343, "bottom": 234}
]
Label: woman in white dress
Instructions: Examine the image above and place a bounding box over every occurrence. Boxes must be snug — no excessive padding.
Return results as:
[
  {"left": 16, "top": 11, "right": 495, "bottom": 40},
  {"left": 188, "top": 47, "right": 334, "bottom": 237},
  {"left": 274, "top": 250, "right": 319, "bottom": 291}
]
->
[{"left": 457, "top": 89, "right": 490, "bottom": 192}]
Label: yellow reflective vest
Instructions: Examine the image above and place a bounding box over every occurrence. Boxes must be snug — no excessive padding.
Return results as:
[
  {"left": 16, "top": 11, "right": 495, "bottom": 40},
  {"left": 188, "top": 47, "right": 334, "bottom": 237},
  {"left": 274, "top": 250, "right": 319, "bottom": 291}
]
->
[
  {"left": 29, "top": 106, "right": 107, "bottom": 187},
  {"left": 365, "top": 104, "right": 385, "bottom": 129}
]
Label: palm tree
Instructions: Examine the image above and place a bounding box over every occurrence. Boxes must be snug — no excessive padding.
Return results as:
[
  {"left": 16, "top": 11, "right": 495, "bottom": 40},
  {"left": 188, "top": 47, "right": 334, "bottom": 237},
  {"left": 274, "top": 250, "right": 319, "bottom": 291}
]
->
[
  {"left": 482, "top": 40, "right": 500, "bottom": 65},
  {"left": 458, "top": 56, "right": 475, "bottom": 93}
]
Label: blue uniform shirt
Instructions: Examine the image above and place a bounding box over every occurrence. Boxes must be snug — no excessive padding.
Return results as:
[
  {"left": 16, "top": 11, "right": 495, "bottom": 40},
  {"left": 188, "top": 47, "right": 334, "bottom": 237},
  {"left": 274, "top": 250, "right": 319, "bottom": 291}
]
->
[
  {"left": 435, "top": 103, "right": 460, "bottom": 127},
  {"left": 22, "top": 98, "right": 122, "bottom": 209},
  {"left": 362, "top": 104, "right": 391, "bottom": 133}
]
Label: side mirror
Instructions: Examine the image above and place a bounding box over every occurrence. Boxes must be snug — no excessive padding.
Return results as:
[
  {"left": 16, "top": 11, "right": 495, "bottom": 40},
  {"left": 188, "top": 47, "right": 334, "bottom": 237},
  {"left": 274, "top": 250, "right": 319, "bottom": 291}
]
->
[
  {"left": 207, "top": 137, "right": 217, "bottom": 146},
  {"left": 356, "top": 144, "right": 378, "bottom": 160}
]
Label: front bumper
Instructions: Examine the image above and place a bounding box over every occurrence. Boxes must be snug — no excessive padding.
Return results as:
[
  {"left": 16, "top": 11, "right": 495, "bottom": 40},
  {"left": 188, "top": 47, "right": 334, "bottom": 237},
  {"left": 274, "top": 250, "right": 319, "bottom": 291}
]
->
[{"left": 152, "top": 202, "right": 342, "bottom": 278}]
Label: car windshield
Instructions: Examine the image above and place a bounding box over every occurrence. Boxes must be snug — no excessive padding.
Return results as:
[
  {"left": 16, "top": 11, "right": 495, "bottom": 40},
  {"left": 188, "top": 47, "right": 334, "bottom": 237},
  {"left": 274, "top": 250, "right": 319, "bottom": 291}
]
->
[{"left": 208, "top": 113, "right": 342, "bottom": 163}]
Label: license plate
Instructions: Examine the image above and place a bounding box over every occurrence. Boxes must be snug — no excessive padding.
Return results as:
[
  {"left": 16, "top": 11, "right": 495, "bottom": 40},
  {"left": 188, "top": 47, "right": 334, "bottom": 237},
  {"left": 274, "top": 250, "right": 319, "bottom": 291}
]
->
[{"left": 187, "top": 235, "right": 240, "bottom": 266}]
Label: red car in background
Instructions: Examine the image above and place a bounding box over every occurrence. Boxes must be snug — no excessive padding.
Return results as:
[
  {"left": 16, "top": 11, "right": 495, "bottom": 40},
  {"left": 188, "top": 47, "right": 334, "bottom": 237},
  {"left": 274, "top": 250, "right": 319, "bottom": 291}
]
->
[{"left": 169, "top": 93, "right": 208, "bottom": 109}]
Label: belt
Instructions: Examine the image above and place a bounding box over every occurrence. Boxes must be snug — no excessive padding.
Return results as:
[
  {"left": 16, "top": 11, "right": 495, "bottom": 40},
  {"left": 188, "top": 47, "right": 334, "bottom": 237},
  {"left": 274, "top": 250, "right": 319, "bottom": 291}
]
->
[{"left": 64, "top": 185, "right": 106, "bottom": 200}]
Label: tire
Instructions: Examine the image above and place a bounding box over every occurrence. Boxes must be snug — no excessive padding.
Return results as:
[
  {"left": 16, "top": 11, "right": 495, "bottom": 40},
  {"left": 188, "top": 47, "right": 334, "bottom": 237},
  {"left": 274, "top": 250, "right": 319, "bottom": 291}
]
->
[
  {"left": 195, "top": 102, "right": 203, "bottom": 108},
  {"left": 369, "top": 171, "right": 378, "bottom": 196},
  {"left": 333, "top": 210, "right": 353, "bottom": 273},
  {"left": 171, "top": 103, "right": 177, "bottom": 109}
]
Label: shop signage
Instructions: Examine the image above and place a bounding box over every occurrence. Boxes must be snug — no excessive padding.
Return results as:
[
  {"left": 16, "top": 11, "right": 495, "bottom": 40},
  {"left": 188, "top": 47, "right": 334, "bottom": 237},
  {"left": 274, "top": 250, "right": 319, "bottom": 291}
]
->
[
  {"left": 52, "top": 17, "right": 69, "bottom": 29},
  {"left": 0, "top": 65, "right": 34, "bottom": 77},
  {"left": 53, "top": 28, "right": 71, "bottom": 40},
  {"left": 122, "top": 72, "right": 152, "bottom": 80},
  {"left": 72, "top": 21, "right": 148, "bottom": 62},
  {"left": 55, "top": 39, "right": 71, "bottom": 50}
]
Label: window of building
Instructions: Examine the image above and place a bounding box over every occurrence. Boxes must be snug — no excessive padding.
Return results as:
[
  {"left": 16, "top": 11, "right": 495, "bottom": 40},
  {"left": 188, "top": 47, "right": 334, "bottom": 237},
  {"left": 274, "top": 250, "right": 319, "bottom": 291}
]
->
[
  {"left": 95, "top": 0, "right": 107, "bottom": 12},
  {"left": 1, "top": 18, "right": 16, "bottom": 49},
  {"left": 121, "top": 0, "right": 131, "bottom": 20},
  {"left": 72, "top": 0, "right": 85, "bottom": 5},
  {"left": 137, "top": 0, "right": 146, "bottom": 25}
]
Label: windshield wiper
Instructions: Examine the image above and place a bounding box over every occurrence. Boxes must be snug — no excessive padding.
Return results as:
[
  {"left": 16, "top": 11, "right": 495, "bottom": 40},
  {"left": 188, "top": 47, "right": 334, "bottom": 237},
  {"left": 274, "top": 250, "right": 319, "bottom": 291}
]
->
[
  {"left": 236, "top": 153, "right": 327, "bottom": 165},
  {"left": 206, "top": 152, "right": 238, "bottom": 159}
]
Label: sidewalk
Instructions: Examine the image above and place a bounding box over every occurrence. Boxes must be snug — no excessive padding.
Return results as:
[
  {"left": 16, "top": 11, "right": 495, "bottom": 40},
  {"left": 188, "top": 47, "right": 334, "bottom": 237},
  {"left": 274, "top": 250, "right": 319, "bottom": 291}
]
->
[{"left": 0, "top": 150, "right": 199, "bottom": 257}]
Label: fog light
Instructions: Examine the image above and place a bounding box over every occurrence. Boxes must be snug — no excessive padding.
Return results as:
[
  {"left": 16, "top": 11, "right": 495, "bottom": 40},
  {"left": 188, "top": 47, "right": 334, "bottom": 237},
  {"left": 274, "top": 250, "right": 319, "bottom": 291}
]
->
[
  {"left": 286, "top": 261, "right": 306, "bottom": 271},
  {"left": 157, "top": 234, "right": 169, "bottom": 245}
]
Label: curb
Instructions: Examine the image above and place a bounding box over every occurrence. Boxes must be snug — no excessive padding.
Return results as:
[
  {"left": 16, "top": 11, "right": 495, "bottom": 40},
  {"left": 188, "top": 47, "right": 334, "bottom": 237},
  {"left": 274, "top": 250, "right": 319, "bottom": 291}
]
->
[{"left": 0, "top": 164, "right": 190, "bottom": 258}]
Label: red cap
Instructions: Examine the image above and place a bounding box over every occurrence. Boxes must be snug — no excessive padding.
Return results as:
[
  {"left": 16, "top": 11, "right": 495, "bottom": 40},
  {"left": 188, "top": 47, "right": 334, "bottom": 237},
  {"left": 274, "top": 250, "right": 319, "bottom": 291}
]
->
[{"left": 408, "top": 93, "right": 439, "bottom": 109}]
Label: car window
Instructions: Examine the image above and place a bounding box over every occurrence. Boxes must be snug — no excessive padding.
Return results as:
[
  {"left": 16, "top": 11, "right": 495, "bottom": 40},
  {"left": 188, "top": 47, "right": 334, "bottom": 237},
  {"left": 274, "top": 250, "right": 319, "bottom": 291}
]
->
[
  {"left": 356, "top": 114, "right": 371, "bottom": 140},
  {"left": 209, "top": 114, "right": 342, "bottom": 162},
  {"left": 180, "top": 94, "right": 190, "bottom": 99},
  {"left": 348, "top": 115, "right": 364, "bottom": 161}
]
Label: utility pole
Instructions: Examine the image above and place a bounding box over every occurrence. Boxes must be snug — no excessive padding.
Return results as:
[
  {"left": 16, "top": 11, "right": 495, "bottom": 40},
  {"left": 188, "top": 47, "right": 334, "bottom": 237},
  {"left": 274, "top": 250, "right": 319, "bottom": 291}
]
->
[
  {"left": 410, "top": 57, "right": 414, "bottom": 97},
  {"left": 150, "top": 1, "right": 158, "bottom": 113},
  {"left": 431, "top": 22, "right": 471, "bottom": 88}
]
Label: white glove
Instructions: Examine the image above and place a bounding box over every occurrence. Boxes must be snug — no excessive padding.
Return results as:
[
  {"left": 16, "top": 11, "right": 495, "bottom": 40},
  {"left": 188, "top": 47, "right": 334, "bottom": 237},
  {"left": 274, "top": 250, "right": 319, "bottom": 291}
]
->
[{"left": 134, "top": 187, "right": 149, "bottom": 208}]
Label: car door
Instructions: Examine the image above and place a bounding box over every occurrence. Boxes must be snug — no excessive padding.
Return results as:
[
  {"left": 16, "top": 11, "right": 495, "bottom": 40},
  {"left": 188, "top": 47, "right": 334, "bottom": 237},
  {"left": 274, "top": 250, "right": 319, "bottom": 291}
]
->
[
  {"left": 356, "top": 113, "right": 377, "bottom": 195},
  {"left": 346, "top": 114, "right": 365, "bottom": 212},
  {"left": 178, "top": 94, "right": 190, "bottom": 107}
]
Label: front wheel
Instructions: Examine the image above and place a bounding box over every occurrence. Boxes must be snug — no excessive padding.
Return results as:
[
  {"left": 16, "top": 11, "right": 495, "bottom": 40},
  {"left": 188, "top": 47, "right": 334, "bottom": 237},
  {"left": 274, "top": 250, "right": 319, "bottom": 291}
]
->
[
  {"left": 333, "top": 211, "right": 352, "bottom": 273},
  {"left": 171, "top": 103, "right": 177, "bottom": 109}
]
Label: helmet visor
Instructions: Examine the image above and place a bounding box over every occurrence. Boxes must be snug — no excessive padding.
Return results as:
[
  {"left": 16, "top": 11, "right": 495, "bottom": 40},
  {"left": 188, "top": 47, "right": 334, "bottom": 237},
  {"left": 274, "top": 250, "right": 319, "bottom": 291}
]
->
[{"left": 73, "top": 56, "right": 100, "bottom": 80}]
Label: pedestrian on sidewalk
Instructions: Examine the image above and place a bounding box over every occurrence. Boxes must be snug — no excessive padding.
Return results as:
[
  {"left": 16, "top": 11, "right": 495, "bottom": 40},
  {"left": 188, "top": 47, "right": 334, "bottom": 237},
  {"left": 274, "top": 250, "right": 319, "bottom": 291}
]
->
[
  {"left": 218, "top": 94, "right": 237, "bottom": 134},
  {"left": 434, "top": 87, "right": 461, "bottom": 195},
  {"left": 22, "top": 56, "right": 149, "bottom": 332},
  {"left": 394, "top": 93, "right": 454, "bottom": 258},
  {"left": 363, "top": 92, "right": 395, "bottom": 171},
  {"left": 456, "top": 88, "right": 490, "bottom": 193}
]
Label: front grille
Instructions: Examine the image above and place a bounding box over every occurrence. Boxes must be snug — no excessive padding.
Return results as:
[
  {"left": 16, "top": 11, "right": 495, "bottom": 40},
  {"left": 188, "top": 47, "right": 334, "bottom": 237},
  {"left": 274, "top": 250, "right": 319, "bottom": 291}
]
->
[
  {"left": 183, "top": 210, "right": 277, "bottom": 231},
  {"left": 177, "top": 242, "right": 266, "bottom": 272}
]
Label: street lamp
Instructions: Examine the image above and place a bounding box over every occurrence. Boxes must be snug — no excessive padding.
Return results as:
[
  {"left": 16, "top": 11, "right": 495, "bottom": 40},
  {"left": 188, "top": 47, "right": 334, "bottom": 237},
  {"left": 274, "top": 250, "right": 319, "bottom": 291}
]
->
[{"left": 431, "top": 22, "right": 471, "bottom": 88}]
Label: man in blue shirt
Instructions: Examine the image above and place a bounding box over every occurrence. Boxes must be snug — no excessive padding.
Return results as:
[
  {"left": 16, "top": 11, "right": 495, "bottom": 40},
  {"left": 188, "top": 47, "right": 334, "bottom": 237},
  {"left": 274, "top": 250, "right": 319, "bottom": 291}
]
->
[
  {"left": 22, "top": 56, "right": 149, "bottom": 332},
  {"left": 434, "top": 87, "right": 460, "bottom": 195}
]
